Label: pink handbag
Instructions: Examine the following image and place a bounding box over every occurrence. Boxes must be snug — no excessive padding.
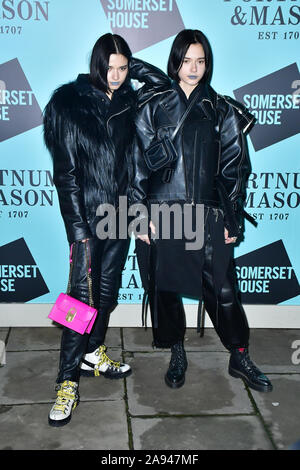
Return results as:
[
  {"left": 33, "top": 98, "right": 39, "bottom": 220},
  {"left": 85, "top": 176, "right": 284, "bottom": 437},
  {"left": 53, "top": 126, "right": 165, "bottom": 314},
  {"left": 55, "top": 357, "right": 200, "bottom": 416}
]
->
[{"left": 48, "top": 242, "right": 97, "bottom": 335}]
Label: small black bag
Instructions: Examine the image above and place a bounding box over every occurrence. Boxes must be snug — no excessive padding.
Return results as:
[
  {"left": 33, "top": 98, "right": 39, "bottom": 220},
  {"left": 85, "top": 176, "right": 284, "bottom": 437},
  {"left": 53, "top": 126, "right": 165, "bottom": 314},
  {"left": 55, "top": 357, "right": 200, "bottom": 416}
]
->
[
  {"left": 144, "top": 136, "right": 178, "bottom": 171},
  {"left": 143, "top": 89, "right": 201, "bottom": 172}
]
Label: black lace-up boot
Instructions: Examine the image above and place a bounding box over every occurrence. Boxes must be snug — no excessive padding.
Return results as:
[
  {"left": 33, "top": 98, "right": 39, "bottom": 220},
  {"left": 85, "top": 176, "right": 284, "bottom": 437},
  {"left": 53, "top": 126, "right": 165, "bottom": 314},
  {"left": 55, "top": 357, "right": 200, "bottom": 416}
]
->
[
  {"left": 165, "top": 341, "right": 188, "bottom": 389},
  {"left": 229, "top": 348, "right": 273, "bottom": 393}
]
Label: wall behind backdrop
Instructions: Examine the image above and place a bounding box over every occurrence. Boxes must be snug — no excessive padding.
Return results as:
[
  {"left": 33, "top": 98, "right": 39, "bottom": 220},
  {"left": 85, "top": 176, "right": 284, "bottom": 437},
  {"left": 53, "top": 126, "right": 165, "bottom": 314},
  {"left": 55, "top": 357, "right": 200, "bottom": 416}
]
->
[{"left": 0, "top": 0, "right": 299, "bottom": 327}]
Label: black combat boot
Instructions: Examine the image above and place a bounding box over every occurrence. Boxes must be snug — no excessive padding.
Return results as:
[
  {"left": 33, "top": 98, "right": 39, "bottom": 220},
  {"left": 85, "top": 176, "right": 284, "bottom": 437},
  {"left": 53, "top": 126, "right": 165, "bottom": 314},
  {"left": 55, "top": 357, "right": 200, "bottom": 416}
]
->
[
  {"left": 229, "top": 348, "right": 273, "bottom": 393},
  {"left": 165, "top": 341, "right": 188, "bottom": 389}
]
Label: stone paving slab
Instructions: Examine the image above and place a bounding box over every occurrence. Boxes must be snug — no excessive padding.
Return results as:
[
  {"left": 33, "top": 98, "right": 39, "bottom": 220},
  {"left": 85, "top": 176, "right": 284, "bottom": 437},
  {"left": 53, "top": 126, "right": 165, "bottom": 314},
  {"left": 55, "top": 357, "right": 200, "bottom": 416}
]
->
[
  {"left": 123, "top": 327, "right": 226, "bottom": 352},
  {"left": 1, "top": 327, "right": 300, "bottom": 451},
  {"left": 0, "top": 328, "right": 9, "bottom": 343},
  {"left": 6, "top": 326, "right": 62, "bottom": 351},
  {"left": 6, "top": 326, "right": 123, "bottom": 351},
  {"left": 0, "top": 401, "right": 129, "bottom": 450},
  {"left": 248, "top": 329, "right": 300, "bottom": 373},
  {"left": 122, "top": 327, "right": 163, "bottom": 351},
  {"left": 0, "top": 350, "right": 125, "bottom": 405},
  {"left": 248, "top": 374, "right": 300, "bottom": 450},
  {"left": 131, "top": 415, "right": 274, "bottom": 450},
  {"left": 0, "top": 342, "right": 5, "bottom": 367},
  {"left": 126, "top": 352, "right": 253, "bottom": 416}
]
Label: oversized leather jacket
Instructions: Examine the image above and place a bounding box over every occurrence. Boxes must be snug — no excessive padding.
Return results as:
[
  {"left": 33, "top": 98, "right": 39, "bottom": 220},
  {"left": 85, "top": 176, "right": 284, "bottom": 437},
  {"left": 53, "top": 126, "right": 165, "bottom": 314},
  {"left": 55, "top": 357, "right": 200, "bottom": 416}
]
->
[
  {"left": 130, "top": 81, "right": 254, "bottom": 236},
  {"left": 43, "top": 58, "right": 171, "bottom": 244}
]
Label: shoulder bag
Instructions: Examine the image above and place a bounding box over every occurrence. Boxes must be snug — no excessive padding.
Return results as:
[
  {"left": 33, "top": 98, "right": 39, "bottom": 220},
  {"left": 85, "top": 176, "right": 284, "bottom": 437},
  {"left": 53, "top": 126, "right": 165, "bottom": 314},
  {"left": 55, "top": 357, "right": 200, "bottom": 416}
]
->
[{"left": 48, "top": 241, "right": 97, "bottom": 334}]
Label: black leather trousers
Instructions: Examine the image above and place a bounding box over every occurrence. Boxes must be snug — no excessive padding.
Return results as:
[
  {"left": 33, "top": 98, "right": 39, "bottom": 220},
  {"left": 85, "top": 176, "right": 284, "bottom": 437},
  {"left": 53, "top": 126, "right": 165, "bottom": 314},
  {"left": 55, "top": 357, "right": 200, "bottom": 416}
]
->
[
  {"left": 56, "top": 222, "right": 130, "bottom": 384},
  {"left": 149, "top": 228, "right": 249, "bottom": 351}
]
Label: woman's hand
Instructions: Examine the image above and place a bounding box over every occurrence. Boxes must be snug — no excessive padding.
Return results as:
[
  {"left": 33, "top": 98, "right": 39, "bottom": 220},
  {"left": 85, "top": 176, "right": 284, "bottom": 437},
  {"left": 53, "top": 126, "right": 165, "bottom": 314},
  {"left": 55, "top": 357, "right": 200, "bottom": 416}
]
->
[
  {"left": 81, "top": 238, "right": 90, "bottom": 243},
  {"left": 224, "top": 228, "right": 237, "bottom": 244},
  {"left": 137, "top": 221, "right": 156, "bottom": 245}
]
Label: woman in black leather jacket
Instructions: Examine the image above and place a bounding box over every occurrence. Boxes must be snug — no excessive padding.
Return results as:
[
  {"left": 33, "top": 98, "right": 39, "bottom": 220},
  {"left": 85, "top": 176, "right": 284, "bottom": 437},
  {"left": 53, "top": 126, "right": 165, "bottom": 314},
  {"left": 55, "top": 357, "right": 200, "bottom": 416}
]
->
[
  {"left": 44, "top": 33, "right": 170, "bottom": 427},
  {"left": 132, "top": 29, "right": 273, "bottom": 394}
]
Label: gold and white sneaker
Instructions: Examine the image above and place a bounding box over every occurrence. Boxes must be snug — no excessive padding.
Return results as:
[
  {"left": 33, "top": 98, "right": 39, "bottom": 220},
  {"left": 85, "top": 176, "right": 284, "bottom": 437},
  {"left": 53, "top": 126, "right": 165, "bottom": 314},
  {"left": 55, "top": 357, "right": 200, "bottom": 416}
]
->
[
  {"left": 48, "top": 380, "right": 79, "bottom": 427},
  {"left": 80, "top": 345, "right": 131, "bottom": 379}
]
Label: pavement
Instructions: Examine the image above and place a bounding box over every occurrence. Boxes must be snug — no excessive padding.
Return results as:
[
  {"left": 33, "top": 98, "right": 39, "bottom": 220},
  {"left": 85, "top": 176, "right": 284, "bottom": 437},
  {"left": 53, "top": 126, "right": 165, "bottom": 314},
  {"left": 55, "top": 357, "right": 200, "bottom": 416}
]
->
[{"left": 0, "top": 326, "right": 300, "bottom": 451}]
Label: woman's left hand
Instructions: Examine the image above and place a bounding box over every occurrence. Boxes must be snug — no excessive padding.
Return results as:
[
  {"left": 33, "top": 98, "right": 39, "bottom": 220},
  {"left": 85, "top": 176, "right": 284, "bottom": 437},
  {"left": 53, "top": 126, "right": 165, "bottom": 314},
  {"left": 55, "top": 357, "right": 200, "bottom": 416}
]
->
[
  {"left": 137, "top": 220, "right": 156, "bottom": 245},
  {"left": 224, "top": 228, "right": 237, "bottom": 244}
]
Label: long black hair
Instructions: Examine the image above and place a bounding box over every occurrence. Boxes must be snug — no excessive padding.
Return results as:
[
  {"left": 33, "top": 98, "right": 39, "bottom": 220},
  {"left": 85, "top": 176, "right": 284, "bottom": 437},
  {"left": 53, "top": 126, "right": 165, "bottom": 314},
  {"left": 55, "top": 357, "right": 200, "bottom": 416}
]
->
[
  {"left": 167, "top": 29, "right": 213, "bottom": 84},
  {"left": 89, "top": 33, "right": 132, "bottom": 93}
]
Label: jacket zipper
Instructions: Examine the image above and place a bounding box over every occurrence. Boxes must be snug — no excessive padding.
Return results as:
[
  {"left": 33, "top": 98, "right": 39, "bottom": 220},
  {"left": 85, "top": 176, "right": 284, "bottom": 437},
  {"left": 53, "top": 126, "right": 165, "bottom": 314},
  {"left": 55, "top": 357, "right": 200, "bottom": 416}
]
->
[
  {"left": 232, "top": 139, "right": 245, "bottom": 200},
  {"left": 107, "top": 106, "right": 130, "bottom": 135},
  {"left": 138, "top": 89, "right": 171, "bottom": 109}
]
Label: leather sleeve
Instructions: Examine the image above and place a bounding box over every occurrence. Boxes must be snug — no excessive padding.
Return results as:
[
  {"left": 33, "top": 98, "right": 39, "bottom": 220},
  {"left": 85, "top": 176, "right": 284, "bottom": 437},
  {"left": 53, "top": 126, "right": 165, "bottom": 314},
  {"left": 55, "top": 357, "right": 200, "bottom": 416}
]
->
[
  {"left": 129, "top": 101, "right": 155, "bottom": 220},
  {"left": 129, "top": 57, "right": 171, "bottom": 90},
  {"left": 43, "top": 98, "right": 92, "bottom": 244},
  {"left": 218, "top": 97, "right": 254, "bottom": 236}
]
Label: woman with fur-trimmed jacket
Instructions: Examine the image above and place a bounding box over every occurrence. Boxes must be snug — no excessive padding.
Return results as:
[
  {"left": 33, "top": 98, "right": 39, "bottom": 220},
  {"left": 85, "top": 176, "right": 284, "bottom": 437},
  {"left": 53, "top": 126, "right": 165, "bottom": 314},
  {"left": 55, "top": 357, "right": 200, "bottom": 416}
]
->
[{"left": 43, "top": 33, "right": 170, "bottom": 427}]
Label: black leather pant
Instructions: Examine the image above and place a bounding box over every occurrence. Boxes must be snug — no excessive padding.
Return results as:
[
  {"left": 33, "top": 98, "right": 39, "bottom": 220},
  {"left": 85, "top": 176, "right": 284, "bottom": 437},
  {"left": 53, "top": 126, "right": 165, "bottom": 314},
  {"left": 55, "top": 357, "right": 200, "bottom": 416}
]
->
[
  {"left": 150, "top": 234, "right": 250, "bottom": 351},
  {"left": 56, "top": 228, "right": 130, "bottom": 383}
]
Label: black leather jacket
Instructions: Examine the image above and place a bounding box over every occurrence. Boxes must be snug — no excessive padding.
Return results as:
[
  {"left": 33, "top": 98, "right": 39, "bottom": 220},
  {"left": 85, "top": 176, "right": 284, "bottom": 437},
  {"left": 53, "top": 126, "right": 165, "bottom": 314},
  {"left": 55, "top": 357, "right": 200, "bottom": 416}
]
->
[
  {"left": 43, "top": 58, "right": 171, "bottom": 244},
  {"left": 131, "top": 81, "right": 254, "bottom": 236}
]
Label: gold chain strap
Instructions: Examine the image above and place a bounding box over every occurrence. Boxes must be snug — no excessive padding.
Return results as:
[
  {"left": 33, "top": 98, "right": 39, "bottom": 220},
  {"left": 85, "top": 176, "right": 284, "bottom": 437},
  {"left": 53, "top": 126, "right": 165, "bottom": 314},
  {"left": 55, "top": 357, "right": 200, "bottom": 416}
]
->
[
  {"left": 66, "top": 245, "right": 74, "bottom": 296},
  {"left": 84, "top": 241, "right": 94, "bottom": 308},
  {"left": 66, "top": 241, "right": 94, "bottom": 307}
]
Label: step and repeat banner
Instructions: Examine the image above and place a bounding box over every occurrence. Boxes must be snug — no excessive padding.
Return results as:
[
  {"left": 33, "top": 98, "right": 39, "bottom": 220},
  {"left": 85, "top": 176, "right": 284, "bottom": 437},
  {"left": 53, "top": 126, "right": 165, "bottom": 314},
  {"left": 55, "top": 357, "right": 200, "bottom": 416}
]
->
[{"left": 0, "top": 0, "right": 299, "bottom": 323}]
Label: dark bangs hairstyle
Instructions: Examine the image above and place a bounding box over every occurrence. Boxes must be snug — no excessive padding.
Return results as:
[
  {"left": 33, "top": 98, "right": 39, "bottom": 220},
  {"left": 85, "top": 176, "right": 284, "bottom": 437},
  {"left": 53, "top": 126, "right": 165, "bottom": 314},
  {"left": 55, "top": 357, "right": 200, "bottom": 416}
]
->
[
  {"left": 167, "top": 29, "right": 213, "bottom": 84},
  {"left": 89, "top": 33, "right": 132, "bottom": 93}
]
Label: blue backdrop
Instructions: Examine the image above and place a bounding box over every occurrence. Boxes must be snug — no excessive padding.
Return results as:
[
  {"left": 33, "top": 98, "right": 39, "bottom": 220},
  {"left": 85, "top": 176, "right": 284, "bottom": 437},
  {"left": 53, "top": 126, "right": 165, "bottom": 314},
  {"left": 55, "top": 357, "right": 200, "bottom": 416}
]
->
[{"left": 0, "top": 0, "right": 299, "bottom": 309}]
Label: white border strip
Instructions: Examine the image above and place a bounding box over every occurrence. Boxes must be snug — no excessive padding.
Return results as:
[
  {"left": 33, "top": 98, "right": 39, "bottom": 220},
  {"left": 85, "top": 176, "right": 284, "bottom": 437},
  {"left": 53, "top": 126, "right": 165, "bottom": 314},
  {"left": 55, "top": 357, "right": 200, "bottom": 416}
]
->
[{"left": 0, "top": 303, "right": 299, "bottom": 328}]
